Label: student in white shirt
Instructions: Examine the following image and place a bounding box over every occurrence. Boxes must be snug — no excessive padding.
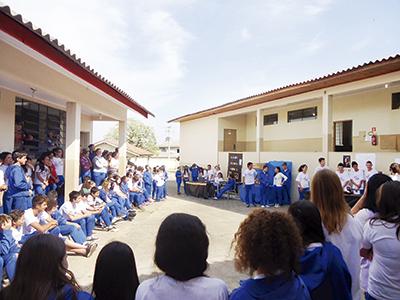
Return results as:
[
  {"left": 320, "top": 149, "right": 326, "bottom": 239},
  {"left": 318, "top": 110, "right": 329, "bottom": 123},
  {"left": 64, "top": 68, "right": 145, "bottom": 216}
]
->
[
  {"left": 33, "top": 153, "right": 51, "bottom": 195},
  {"left": 273, "top": 166, "right": 288, "bottom": 207},
  {"left": 336, "top": 163, "right": 351, "bottom": 192},
  {"left": 242, "top": 162, "right": 258, "bottom": 208},
  {"left": 350, "top": 161, "right": 366, "bottom": 195},
  {"left": 365, "top": 161, "right": 378, "bottom": 182},
  {"left": 51, "top": 147, "right": 64, "bottom": 187},
  {"left": 9, "top": 209, "right": 24, "bottom": 244},
  {"left": 136, "top": 213, "right": 228, "bottom": 300},
  {"left": 360, "top": 181, "right": 400, "bottom": 300},
  {"left": 389, "top": 162, "right": 400, "bottom": 182},
  {"left": 311, "top": 169, "right": 362, "bottom": 300},
  {"left": 296, "top": 164, "right": 310, "bottom": 201},
  {"left": 314, "top": 157, "right": 329, "bottom": 175},
  {"left": 92, "top": 148, "right": 108, "bottom": 187}
]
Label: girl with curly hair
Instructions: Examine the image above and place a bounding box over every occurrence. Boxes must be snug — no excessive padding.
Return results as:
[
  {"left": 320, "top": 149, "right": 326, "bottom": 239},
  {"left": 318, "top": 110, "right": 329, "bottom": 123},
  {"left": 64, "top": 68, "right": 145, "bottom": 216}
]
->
[{"left": 230, "top": 209, "right": 310, "bottom": 300}]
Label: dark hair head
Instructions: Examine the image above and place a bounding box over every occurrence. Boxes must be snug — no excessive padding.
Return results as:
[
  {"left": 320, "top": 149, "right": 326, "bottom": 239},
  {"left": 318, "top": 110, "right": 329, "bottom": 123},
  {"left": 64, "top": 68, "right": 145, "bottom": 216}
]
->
[
  {"left": 92, "top": 242, "right": 139, "bottom": 300},
  {"left": 366, "top": 161, "right": 372, "bottom": 165},
  {"left": 351, "top": 161, "right": 358, "bottom": 168},
  {"left": 52, "top": 147, "right": 63, "bottom": 155},
  {"left": 390, "top": 163, "right": 400, "bottom": 174},
  {"left": 282, "top": 162, "right": 287, "bottom": 167},
  {"left": 69, "top": 191, "right": 80, "bottom": 201},
  {"left": 11, "top": 151, "right": 28, "bottom": 162},
  {"left": 275, "top": 166, "right": 281, "bottom": 172},
  {"left": 46, "top": 198, "right": 58, "bottom": 211},
  {"left": 233, "top": 209, "right": 302, "bottom": 277},
  {"left": 0, "top": 152, "right": 11, "bottom": 161},
  {"left": 9, "top": 209, "right": 24, "bottom": 223},
  {"left": 318, "top": 157, "right": 325, "bottom": 163},
  {"left": 373, "top": 181, "right": 400, "bottom": 239},
  {"left": 32, "top": 195, "right": 48, "bottom": 208},
  {"left": 90, "top": 187, "right": 100, "bottom": 194},
  {"left": 298, "top": 164, "right": 307, "bottom": 172},
  {"left": 154, "top": 213, "right": 209, "bottom": 281},
  {"left": 337, "top": 163, "right": 344, "bottom": 167},
  {"left": 47, "top": 190, "right": 58, "bottom": 202},
  {"left": 1, "top": 234, "right": 79, "bottom": 300},
  {"left": 363, "top": 173, "right": 392, "bottom": 213},
  {"left": 247, "top": 162, "right": 253, "bottom": 168},
  {"left": 288, "top": 201, "right": 325, "bottom": 246}
]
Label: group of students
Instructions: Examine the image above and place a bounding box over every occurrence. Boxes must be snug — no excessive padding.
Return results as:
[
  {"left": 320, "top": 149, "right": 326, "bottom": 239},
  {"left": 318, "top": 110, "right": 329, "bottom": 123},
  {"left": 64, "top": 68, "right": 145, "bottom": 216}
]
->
[{"left": 0, "top": 168, "right": 398, "bottom": 299}]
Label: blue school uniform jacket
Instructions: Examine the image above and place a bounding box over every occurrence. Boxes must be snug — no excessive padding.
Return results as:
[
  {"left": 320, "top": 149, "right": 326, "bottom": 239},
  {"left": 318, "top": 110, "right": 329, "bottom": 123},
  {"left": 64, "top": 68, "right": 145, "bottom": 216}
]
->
[
  {"left": 190, "top": 166, "right": 199, "bottom": 180},
  {"left": 300, "top": 242, "right": 352, "bottom": 300},
  {"left": 259, "top": 171, "right": 273, "bottom": 187},
  {"left": 225, "top": 178, "right": 236, "bottom": 189},
  {"left": 0, "top": 230, "right": 20, "bottom": 256},
  {"left": 5, "top": 164, "right": 31, "bottom": 198},
  {"left": 175, "top": 170, "right": 182, "bottom": 182},
  {"left": 230, "top": 274, "right": 310, "bottom": 300},
  {"left": 120, "top": 182, "right": 129, "bottom": 194},
  {"left": 143, "top": 171, "right": 152, "bottom": 186},
  {"left": 49, "top": 285, "right": 93, "bottom": 300}
]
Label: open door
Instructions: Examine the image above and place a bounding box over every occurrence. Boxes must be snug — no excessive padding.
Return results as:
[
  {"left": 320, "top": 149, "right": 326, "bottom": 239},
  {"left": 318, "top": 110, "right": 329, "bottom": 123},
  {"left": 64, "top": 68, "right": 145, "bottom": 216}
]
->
[{"left": 224, "top": 129, "right": 237, "bottom": 151}]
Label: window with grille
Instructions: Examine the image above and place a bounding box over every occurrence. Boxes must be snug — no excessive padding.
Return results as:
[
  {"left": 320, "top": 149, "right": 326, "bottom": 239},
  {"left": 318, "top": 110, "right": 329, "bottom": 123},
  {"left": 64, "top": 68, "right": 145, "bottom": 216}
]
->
[
  {"left": 263, "top": 113, "right": 278, "bottom": 125},
  {"left": 287, "top": 107, "right": 317, "bottom": 122},
  {"left": 334, "top": 121, "right": 352, "bottom": 152}
]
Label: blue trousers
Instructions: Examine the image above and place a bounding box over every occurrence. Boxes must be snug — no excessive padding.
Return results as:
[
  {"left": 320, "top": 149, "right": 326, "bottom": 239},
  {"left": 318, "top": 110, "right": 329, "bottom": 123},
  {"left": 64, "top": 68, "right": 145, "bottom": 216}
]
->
[
  {"left": 244, "top": 184, "right": 254, "bottom": 206},
  {"left": 261, "top": 186, "right": 273, "bottom": 206},
  {"left": 129, "top": 192, "right": 145, "bottom": 206},
  {"left": 34, "top": 184, "right": 51, "bottom": 195},
  {"left": 365, "top": 293, "right": 377, "bottom": 300},
  {"left": 273, "top": 186, "right": 284, "bottom": 205},
  {"left": 162, "top": 183, "right": 167, "bottom": 198},
  {"left": 298, "top": 187, "right": 310, "bottom": 200},
  {"left": 183, "top": 179, "right": 189, "bottom": 194},
  {"left": 145, "top": 183, "right": 152, "bottom": 197},
  {"left": 96, "top": 207, "right": 112, "bottom": 227},
  {"left": 11, "top": 195, "right": 32, "bottom": 211},
  {"left": 1, "top": 253, "right": 17, "bottom": 280},
  {"left": 152, "top": 181, "right": 157, "bottom": 199},
  {"left": 59, "top": 224, "right": 86, "bottom": 244},
  {"left": 282, "top": 183, "right": 291, "bottom": 204},
  {"left": 216, "top": 184, "right": 233, "bottom": 199},
  {"left": 155, "top": 186, "right": 164, "bottom": 201},
  {"left": 176, "top": 180, "right": 182, "bottom": 193},
  {"left": 73, "top": 216, "right": 95, "bottom": 237},
  {"left": 92, "top": 172, "right": 107, "bottom": 187}
]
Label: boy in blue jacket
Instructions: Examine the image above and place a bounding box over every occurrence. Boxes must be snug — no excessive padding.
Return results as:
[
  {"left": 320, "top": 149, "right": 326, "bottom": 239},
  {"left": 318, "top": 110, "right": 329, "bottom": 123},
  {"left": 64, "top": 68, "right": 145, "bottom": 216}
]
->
[
  {"left": 0, "top": 214, "right": 19, "bottom": 281},
  {"left": 189, "top": 164, "right": 199, "bottom": 182},
  {"left": 175, "top": 167, "right": 182, "bottom": 195},
  {"left": 214, "top": 173, "right": 236, "bottom": 200},
  {"left": 258, "top": 164, "right": 273, "bottom": 207}
]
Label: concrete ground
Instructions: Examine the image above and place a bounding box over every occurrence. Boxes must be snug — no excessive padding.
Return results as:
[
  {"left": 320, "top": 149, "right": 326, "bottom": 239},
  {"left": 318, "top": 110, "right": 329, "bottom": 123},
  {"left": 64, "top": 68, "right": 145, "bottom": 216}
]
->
[{"left": 69, "top": 182, "right": 286, "bottom": 292}]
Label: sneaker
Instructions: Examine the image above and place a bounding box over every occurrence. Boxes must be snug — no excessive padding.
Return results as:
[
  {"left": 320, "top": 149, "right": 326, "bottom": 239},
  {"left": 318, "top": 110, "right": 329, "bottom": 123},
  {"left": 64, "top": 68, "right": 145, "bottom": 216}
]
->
[
  {"left": 213, "top": 197, "right": 218, "bottom": 200},
  {"left": 86, "top": 236, "right": 99, "bottom": 242},
  {"left": 86, "top": 243, "right": 98, "bottom": 258},
  {"left": 246, "top": 204, "right": 250, "bottom": 208},
  {"left": 261, "top": 205, "right": 265, "bottom": 208},
  {"left": 274, "top": 204, "right": 280, "bottom": 208},
  {"left": 265, "top": 205, "right": 271, "bottom": 208}
]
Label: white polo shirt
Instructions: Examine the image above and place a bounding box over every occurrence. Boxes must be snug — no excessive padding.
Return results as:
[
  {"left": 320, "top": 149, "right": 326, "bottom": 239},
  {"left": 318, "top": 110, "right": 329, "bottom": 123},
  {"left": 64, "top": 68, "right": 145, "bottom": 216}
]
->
[
  {"left": 243, "top": 169, "right": 257, "bottom": 185},
  {"left": 295, "top": 172, "right": 310, "bottom": 189},
  {"left": 23, "top": 208, "right": 39, "bottom": 235},
  {"left": 350, "top": 169, "right": 366, "bottom": 189},
  {"left": 336, "top": 170, "right": 350, "bottom": 188}
]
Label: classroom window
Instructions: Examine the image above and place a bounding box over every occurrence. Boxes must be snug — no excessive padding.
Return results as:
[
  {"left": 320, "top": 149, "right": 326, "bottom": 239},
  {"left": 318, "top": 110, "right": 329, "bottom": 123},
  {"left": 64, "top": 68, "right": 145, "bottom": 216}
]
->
[
  {"left": 334, "top": 120, "right": 352, "bottom": 152},
  {"left": 287, "top": 107, "right": 317, "bottom": 122},
  {"left": 392, "top": 92, "right": 400, "bottom": 110},
  {"left": 15, "top": 97, "right": 66, "bottom": 158},
  {"left": 263, "top": 113, "right": 278, "bottom": 125}
]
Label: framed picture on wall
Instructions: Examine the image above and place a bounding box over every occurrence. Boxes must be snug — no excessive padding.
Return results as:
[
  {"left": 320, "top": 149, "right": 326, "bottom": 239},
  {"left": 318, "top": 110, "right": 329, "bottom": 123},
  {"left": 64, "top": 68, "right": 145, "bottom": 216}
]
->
[{"left": 343, "top": 155, "right": 351, "bottom": 168}]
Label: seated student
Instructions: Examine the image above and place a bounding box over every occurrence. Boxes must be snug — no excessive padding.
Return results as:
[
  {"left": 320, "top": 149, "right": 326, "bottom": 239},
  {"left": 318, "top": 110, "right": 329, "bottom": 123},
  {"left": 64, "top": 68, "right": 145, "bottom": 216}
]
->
[
  {"left": 33, "top": 152, "right": 52, "bottom": 195},
  {"left": 389, "top": 162, "right": 400, "bottom": 181},
  {"left": 99, "top": 180, "right": 122, "bottom": 220},
  {"left": 0, "top": 234, "right": 93, "bottom": 300},
  {"left": 87, "top": 187, "right": 116, "bottom": 231},
  {"left": 9, "top": 210, "right": 24, "bottom": 245},
  {"left": 336, "top": 163, "right": 351, "bottom": 192},
  {"left": 0, "top": 214, "right": 19, "bottom": 281},
  {"left": 365, "top": 161, "right": 378, "bottom": 183},
  {"left": 360, "top": 181, "right": 400, "bottom": 300},
  {"left": 136, "top": 213, "right": 228, "bottom": 300},
  {"left": 92, "top": 241, "right": 140, "bottom": 300},
  {"left": 230, "top": 209, "right": 310, "bottom": 300},
  {"left": 214, "top": 173, "right": 235, "bottom": 200},
  {"left": 110, "top": 175, "right": 136, "bottom": 215},
  {"left": 350, "top": 161, "right": 366, "bottom": 195},
  {"left": 288, "top": 201, "right": 352, "bottom": 300},
  {"left": 45, "top": 194, "right": 87, "bottom": 245},
  {"left": 272, "top": 166, "right": 288, "bottom": 207},
  {"left": 59, "top": 191, "right": 97, "bottom": 242},
  {"left": 126, "top": 173, "right": 146, "bottom": 208},
  {"left": 80, "top": 176, "right": 95, "bottom": 197},
  {"left": 296, "top": 164, "right": 311, "bottom": 201},
  {"left": 213, "top": 172, "right": 224, "bottom": 190}
]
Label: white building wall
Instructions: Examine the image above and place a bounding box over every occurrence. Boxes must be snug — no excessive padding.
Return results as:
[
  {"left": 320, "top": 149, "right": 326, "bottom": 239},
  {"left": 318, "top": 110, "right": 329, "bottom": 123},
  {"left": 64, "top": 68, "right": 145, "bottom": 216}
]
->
[{"left": 0, "top": 88, "right": 15, "bottom": 151}]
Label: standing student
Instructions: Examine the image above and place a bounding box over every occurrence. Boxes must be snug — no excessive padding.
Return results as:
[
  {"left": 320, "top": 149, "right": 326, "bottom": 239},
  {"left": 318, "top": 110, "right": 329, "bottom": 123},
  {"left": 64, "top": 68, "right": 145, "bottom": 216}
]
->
[
  {"left": 92, "top": 241, "right": 139, "bottom": 300},
  {"left": 281, "top": 162, "right": 291, "bottom": 204},
  {"left": 273, "top": 167, "right": 288, "bottom": 207},
  {"left": 259, "top": 164, "right": 273, "bottom": 208},
  {"left": 136, "top": 213, "right": 228, "bottom": 300},
  {"left": 288, "top": 201, "right": 352, "bottom": 300},
  {"left": 336, "top": 163, "right": 351, "bottom": 192},
  {"left": 350, "top": 161, "right": 366, "bottom": 195},
  {"left": 52, "top": 147, "right": 64, "bottom": 189},
  {"left": 360, "top": 181, "right": 400, "bottom": 300},
  {"left": 143, "top": 166, "right": 153, "bottom": 197},
  {"left": 365, "top": 161, "right": 377, "bottom": 182},
  {"left": 311, "top": 169, "right": 362, "bottom": 300},
  {"left": 0, "top": 152, "right": 12, "bottom": 214},
  {"left": 80, "top": 149, "right": 92, "bottom": 183},
  {"left": 190, "top": 164, "right": 199, "bottom": 182},
  {"left": 183, "top": 167, "right": 190, "bottom": 195},
  {"left": 296, "top": 164, "right": 310, "bottom": 201},
  {"left": 314, "top": 157, "right": 329, "bottom": 175},
  {"left": 242, "top": 162, "right": 257, "bottom": 208},
  {"left": 33, "top": 153, "right": 51, "bottom": 195},
  {"left": 5, "top": 152, "right": 32, "bottom": 213},
  {"left": 153, "top": 169, "right": 165, "bottom": 202},
  {"left": 92, "top": 149, "right": 108, "bottom": 187},
  {"left": 0, "top": 214, "right": 19, "bottom": 281},
  {"left": 175, "top": 167, "right": 182, "bottom": 195},
  {"left": 161, "top": 166, "right": 168, "bottom": 199},
  {"left": 0, "top": 234, "right": 93, "bottom": 300},
  {"left": 230, "top": 209, "right": 310, "bottom": 300}
]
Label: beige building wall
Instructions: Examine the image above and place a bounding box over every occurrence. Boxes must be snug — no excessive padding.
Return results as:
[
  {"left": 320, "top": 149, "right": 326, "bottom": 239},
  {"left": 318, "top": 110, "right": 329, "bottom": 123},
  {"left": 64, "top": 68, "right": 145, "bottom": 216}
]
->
[
  {"left": 0, "top": 88, "right": 16, "bottom": 151},
  {"left": 180, "top": 116, "right": 219, "bottom": 166}
]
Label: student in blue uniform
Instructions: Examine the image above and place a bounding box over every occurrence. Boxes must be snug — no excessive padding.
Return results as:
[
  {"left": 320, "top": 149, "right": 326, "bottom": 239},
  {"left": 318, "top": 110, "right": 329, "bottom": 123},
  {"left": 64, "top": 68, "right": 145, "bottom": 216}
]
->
[
  {"left": 5, "top": 151, "right": 32, "bottom": 213},
  {"left": 281, "top": 162, "right": 292, "bottom": 205},
  {"left": 0, "top": 214, "right": 18, "bottom": 281},
  {"left": 175, "top": 167, "right": 182, "bottom": 195},
  {"left": 151, "top": 167, "right": 158, "bottom": 199},
  {"left": 190, "top": 164, "right": 199, "bottom": 182},
  {"left": 230, "top": 209, "right": 311, "bottom": 300},
  {"left": 259, "top": 164, "right": 273, "bottom": 208},
  {"left": 143, "top": 166, "right": 153, "bottom": 197},
  {"left": 161, "top": 166, "right": 168, "bottom": 199},
  {"left": 288, "top": 201, "right": 352, "bottom": 300},
  {"left": 0, "top": 234, "right": 93, "bottom": 300},
  {"left": 214, "top": 173, "right": 236, "bottom": 200}
]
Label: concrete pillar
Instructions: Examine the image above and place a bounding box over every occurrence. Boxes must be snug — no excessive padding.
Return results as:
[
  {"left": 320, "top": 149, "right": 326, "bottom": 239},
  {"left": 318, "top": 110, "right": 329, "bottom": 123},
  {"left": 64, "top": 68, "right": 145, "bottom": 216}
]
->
[
  {"left": 118, "top": 119, "right": 127, "bottom": 175},
  {"left": 256, "top": 108, "right": 263, "bottom": 163},
  {"left": 322, "top": 93, "right": 333, "bottom": 164},
  {"left": 0, "top": 89, "right": 16, "bottom": 151},
  {"left": 65, "top": 102, "right": 81, "bottom": 197}
]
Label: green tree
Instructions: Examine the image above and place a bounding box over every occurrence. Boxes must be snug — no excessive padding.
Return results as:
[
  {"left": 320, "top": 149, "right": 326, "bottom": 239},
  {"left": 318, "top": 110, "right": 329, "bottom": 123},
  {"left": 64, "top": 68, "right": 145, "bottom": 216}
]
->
[{"left": 106, "top": 120, "right": 158, "bottom": 153}]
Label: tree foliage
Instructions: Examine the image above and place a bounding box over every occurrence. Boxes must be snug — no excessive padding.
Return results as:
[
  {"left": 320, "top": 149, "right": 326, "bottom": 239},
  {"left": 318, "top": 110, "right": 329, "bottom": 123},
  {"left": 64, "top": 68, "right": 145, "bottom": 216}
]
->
[{"left": 106, "top": 120, "right": 158, "bottom": 153}]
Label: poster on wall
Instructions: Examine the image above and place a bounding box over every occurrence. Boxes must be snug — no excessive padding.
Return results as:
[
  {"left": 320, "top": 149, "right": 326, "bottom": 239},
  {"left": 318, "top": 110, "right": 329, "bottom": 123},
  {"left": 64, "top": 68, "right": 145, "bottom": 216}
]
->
[
  {"left": 343, "top": 155, "right": 351, "bottom": 168},
  {"left": 228, "top": 153, "right": 243, "bottom": 183},
  {"left": 355, "top": 153, "right": 377, "bottom": 170}
]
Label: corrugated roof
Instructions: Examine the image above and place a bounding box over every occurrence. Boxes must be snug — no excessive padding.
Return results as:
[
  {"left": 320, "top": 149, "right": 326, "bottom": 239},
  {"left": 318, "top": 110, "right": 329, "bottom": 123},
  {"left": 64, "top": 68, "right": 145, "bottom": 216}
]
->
[
  {"left": 169, "top": 54, "right": 400, "bottom": 123},
  {"left": 0, "top": 5, "right": 154, "bottom": 118}
]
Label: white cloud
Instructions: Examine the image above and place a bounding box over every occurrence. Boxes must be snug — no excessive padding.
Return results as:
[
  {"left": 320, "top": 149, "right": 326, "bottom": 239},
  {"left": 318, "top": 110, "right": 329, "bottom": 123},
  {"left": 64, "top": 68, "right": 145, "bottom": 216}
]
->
[{"left": 240, "top": 28, "right": 252, "bottom": 41}]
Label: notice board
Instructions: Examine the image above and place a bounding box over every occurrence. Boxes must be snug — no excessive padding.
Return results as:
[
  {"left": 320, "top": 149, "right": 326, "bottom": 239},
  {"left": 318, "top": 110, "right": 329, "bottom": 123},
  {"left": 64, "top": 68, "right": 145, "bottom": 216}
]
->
[{"left": 228, "top": 153, "right": 243, "bottom": 183}]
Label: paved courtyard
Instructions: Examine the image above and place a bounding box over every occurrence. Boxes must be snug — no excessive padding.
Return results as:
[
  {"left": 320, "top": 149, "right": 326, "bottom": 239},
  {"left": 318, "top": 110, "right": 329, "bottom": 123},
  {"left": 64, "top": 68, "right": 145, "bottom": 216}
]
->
[{"left": 69, "top": 182, "right": 286, "bottom": 292}]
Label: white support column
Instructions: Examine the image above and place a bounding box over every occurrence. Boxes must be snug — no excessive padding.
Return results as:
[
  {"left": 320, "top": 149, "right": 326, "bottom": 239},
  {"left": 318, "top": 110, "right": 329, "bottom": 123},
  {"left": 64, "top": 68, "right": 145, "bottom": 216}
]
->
[
  {"left": 65, "top": 102, "right": 81, "bottom": 198},
  {"left": 256, "top": 108, "right": 263, "bottom": 163},
  {"left": 322, "top": 93, "right": 333, "bottom": 164},
  {"left": 118, "top": 118, "right": 128, "bottom": 175}
]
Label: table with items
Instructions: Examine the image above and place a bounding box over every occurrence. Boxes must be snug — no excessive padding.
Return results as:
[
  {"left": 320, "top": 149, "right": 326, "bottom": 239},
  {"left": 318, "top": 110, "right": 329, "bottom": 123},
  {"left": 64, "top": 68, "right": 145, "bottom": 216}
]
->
[{"left": 185, "top": 181, "right": 215, "bottom": 199}]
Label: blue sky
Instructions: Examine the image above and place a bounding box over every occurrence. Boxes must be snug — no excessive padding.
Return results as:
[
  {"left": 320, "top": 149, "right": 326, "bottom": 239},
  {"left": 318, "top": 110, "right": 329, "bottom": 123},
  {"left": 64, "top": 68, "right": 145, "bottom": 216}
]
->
[{"left": 4, "top": 0, "right": 400, "bottom": 142}]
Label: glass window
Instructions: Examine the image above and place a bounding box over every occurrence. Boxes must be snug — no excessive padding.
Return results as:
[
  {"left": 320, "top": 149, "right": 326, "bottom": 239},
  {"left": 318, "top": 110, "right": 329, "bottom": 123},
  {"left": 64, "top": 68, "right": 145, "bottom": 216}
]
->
[
  {"left": 288, "top": 107, "right": 317, "bottom": 123},
  {"left": 15, "top": 97, "right": 66, "bottom": 159},
  {"left": 334, "top": 121, "right": 352, "bottom": 152},
  {"left": 263, "top": 113, "right": 278, "bottom": 125},
  {"left": 392, "top": 92, "right": 400, "bottom": 110}
]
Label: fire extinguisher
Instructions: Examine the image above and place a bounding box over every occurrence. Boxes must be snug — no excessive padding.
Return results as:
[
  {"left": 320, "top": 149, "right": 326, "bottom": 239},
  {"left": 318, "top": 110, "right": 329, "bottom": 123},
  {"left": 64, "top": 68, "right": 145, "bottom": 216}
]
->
[{"left": 371, "top": 127, "right": 377, "bottom": 146}]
